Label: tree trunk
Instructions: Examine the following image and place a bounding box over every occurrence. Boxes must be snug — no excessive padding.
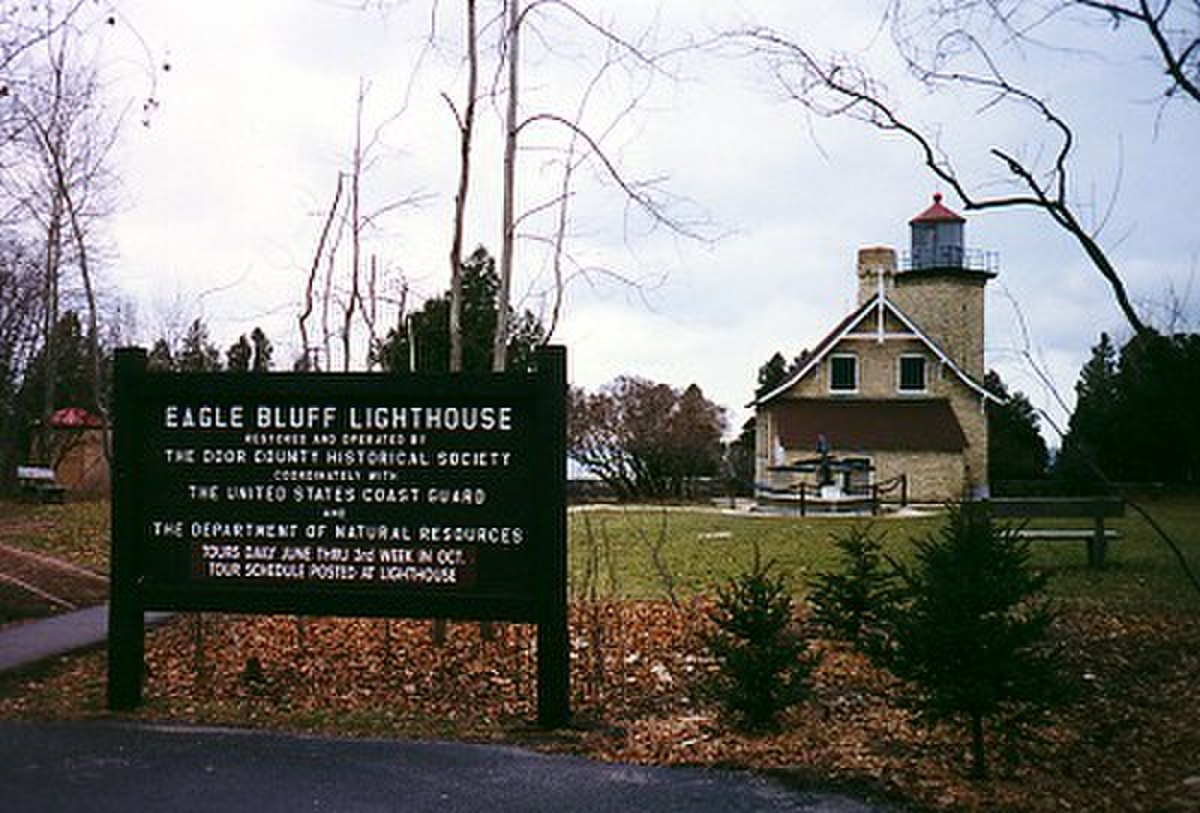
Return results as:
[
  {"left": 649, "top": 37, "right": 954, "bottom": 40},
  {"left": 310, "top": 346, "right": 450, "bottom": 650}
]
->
[
  {"left": 970, "top": 712, "right": 988, "bottom": 780},
  {"left": 493, "top": 0, "right": 520, "bottom": 373},
  {"left": 449, "top": 0, "right": 477, "bottom": 373},
  {"left": 39, "top": 196, "right": 63, "bottom": 465}
]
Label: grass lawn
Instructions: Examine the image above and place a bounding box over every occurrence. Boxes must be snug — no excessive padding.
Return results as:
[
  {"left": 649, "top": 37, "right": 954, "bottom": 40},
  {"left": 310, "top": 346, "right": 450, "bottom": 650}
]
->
[
  {"left": 567, "top": 497, "right": 1200, "bottom": 613},
  {"left": 0, "top": 500, "right": 111, "bottom": 574},
  {"left": 3, "top": 495, "right": 1198, "bottom": 612}
]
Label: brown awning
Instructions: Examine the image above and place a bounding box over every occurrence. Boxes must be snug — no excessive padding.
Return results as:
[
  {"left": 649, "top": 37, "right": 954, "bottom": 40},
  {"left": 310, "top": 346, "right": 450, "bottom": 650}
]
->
[{"left": 774, "top": 399, "right": 967, "bottom": 453}]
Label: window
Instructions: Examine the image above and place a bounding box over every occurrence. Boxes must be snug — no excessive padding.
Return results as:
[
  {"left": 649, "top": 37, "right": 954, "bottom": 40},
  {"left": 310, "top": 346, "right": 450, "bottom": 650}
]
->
[
  {"left": 899, "top": 355, "right": 927, "bottom": 393},
  {"left": 829, "top": 354, "right": 858, "bottom": 393}
]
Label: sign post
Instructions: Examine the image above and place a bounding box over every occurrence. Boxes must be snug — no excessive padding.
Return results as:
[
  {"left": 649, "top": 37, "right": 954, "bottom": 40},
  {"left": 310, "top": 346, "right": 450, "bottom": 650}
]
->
[{"left": 108, "top": 345, "right": 569, "bottom": 726}]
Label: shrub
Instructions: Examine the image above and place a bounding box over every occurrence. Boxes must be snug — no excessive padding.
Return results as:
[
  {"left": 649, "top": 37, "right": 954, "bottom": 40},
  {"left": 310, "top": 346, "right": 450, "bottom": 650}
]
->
[
  {"left": 808, "top": 524, "right": 899, "bottom": 653},
  {"left": 887, "top": 505, "right": 1066, "bottom": 778},
  {"left": 705, "top": 548, "right": 818, "bottom": 731}
]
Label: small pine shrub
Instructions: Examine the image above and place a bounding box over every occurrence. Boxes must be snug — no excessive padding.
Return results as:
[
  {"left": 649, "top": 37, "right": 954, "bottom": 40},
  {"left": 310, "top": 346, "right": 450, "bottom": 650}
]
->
[
  {"left": 808, "top": 524, "right": 899, "bottom": 653},
  {"left": 888, "top": 504, "right": 1066, "bottom": 779},
  {"left": 705, "top": 549, "right": 818, "bottom": 731}
]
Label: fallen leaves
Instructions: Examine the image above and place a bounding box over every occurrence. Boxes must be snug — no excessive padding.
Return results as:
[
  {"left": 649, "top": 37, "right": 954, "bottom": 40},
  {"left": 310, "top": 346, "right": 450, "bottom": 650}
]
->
[{"left": 0, "top": 598, "right": 1198, "bottom": 812}]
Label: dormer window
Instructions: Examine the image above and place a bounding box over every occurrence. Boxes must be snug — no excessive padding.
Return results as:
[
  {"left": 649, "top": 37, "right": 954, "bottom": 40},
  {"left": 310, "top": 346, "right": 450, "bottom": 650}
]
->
[
  {"left": 899, "top": 354, "right": 927, "bottom": 393},
  {"left": 829, "top": 354, "right": 858, "bottom": 393}
]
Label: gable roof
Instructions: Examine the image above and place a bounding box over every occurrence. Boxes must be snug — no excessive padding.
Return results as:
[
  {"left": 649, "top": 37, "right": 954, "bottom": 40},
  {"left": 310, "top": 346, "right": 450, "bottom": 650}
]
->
[
  {"left": 774, "top": 399, "right": 968, "bottom": 453},
  {"left": 752, "top": 291, "right": 998, "bottom": 407}
]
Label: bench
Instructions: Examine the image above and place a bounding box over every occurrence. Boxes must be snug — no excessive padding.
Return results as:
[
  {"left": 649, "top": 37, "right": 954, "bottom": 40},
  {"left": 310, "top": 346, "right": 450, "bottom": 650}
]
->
[
  {"left": 16, "top": 466, "right": 66, "bottom": 504},
  {"left": 973, "top": 497, "right": 1125, "bottom": 568}
]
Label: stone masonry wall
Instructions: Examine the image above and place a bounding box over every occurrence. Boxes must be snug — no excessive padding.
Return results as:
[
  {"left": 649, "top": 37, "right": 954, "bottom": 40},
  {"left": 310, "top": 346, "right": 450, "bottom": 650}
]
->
[{"left": 889, "top": 275, "right": 987, "bottom": 381}]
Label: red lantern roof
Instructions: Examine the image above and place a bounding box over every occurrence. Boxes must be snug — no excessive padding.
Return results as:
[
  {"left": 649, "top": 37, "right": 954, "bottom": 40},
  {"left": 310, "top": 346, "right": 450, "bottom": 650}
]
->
[
  {"left": 910, "top": 193, "right": 965, "bottom": 224},
  {"left": 48, "top": 407, "right": 104, "bottom": 428}
]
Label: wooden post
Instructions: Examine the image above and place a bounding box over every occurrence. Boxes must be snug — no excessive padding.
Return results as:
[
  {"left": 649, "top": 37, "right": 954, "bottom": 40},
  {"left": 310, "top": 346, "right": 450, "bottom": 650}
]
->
[
  {"left": 108, "top": 347, "right": 146, "bottom": 710},
  {"left": 1090, "top": 509, "right": 1107, "bottom": 568},
  {"left": 536, "top": 345, "right": 570, "bottom": 728}
]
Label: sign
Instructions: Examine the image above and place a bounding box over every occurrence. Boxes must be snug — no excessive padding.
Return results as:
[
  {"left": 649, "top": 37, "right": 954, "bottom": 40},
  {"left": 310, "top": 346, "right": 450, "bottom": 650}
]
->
[{"left": 108, "top": 346, "right": 568, "bottom": 726}]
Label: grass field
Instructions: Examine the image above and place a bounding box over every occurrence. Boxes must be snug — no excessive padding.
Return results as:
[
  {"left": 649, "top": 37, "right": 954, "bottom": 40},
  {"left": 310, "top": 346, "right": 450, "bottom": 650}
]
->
[
  {"left": 3, "top": 495, "right": 1198, "bottom": 612},
  {"left": 0, "top": 500, "right": 110, "bottom": 574},
  {"left": 568, "top": 498, "right": 1200, "bottom": 612}
]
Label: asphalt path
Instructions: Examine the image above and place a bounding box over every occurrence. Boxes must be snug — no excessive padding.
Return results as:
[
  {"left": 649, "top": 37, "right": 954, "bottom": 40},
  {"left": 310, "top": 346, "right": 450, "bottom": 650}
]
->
[{"left": 0, "top": 721, "right": 893, "bottom": 812}]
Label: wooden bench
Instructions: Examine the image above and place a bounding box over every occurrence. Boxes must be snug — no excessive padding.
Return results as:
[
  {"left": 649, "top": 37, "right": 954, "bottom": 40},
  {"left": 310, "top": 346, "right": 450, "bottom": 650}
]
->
[
  {"left": 974, "top": 497, "right": 1125, "bottom": 568},
  {"left": 16, "top": 466, "right": 66, "bottom": 504}
]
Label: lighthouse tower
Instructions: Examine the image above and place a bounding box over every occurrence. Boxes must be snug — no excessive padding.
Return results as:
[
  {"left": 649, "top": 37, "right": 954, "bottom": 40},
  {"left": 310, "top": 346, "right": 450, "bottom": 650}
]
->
[{"left": 889, "top": 194, "right": 996, "bottom": 380}]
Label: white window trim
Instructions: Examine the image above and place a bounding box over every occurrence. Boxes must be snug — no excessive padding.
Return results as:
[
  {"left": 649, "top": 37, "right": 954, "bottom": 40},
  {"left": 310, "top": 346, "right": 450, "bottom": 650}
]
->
[
  {"left": 898, "top": 353, "right": 928, "bottom": 394},
  {"left": 829, "top": 353, "right": 859, "bottom": 394}
]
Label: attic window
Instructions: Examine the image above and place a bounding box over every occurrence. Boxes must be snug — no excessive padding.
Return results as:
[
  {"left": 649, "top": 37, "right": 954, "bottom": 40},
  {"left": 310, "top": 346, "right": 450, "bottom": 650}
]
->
[
  {"left": 829, "top": 354, "right": 858, "bottom": 393},
  {"left": 899, "top": 355, "right": 927, "bottom": 393}
]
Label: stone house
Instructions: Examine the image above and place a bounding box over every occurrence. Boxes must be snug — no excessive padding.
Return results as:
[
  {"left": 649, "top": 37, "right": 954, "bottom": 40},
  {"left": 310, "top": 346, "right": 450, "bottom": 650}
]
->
[{"left": 752, "top": 195, "right": 999, "bottom": 505}]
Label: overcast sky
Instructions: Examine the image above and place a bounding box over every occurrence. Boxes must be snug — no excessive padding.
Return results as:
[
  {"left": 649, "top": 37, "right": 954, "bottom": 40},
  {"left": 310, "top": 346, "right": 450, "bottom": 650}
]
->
[{"left": 101, "top": 0, "right": 1199, "bottom": 440}]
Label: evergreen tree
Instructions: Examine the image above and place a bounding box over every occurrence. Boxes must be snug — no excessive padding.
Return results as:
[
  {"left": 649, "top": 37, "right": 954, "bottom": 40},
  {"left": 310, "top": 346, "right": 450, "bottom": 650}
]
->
[
  {"left": 1113, "top": 331, "right": 1200, "bottom": 484},
  {"left": 726, "top": 417, "right": 757, "bottom": 496},
  {"left": 146, "top": 338, "right": 175, "bottom": 372},
  {"left": 226, "top": 335, "right": 252, "bottom": 372},
  {"left": 705, "top": 550, "right": 818, "bottom": 731},
  {"left": 372, "top": 247, "right": 544, "bottom": 373},
  {"left": 756, "top": 351, "right": 790, "bottom": 397},
  {"left": 808, "top": 524, "right": 899, "bottom": 652},
  {"left": 15, "top": 312, "right": 105, "bottom": 464},
  {"left": 250, "top": 327, "right": 273, "bottom": 372},
  {"left": 886, "top": 506, "right": 1065, "bottom": 779},
  {"left": 176, "top": 318, "right": 222, "bottom": 372},
  {"left": 984, "top": 370, "right": 1049, "bottom": 484},
  {"left": 1056, "top": 332, "right": 1119, "bottom": 487},
  {"left": 1057, "top": 330, "right": 1200, "bottom": 487},
  {"left": 17, "top": 312, "right": 102, "bottom": 417},
  {"left": 224, "top": 328, "right": 272, "bottom": 373}
]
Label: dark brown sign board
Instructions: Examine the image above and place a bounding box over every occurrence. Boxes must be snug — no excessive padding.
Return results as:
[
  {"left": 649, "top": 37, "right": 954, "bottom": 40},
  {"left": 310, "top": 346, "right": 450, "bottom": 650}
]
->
[{"left": 107, "top": 345, "right": 568, "bottom": 727}]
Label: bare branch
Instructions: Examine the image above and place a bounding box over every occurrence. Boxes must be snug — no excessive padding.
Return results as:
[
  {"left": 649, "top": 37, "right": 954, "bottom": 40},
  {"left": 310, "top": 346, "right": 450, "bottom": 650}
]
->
[
  {"left": 733, "top": 24, "right": 1152, "bottom": 337},
  {"left": 299, "top": 173, "right": 344, "bottom": 364}
]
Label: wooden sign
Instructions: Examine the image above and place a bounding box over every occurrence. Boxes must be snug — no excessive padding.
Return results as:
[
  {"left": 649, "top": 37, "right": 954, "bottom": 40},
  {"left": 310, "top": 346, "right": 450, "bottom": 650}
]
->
[{"left": 108, "top": 346, "right": 568, "bottom": 727}]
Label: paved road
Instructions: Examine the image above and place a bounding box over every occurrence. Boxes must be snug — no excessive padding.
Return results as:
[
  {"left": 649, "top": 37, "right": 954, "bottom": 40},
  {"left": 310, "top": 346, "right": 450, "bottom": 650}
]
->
[{"left": 0, "top": 721, "right": 892, "bottom": 812}]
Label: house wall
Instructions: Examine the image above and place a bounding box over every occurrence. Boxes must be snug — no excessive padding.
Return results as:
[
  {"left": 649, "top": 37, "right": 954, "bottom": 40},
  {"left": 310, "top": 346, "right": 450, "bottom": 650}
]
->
[
  {"left": 953, "top": 386, "right": 989, "bottom": 497},
  {"left": 754, "top": 439, "right": 966, "bottom": 503},
  {"left": 874, "top": 450, "right": 966, "bottom": 503},
  {"left": 754, "top": 333, "right": 990, "bottom": 500},
  {"left": 776, "top": 336, "right": 961, "bottom": 402}
]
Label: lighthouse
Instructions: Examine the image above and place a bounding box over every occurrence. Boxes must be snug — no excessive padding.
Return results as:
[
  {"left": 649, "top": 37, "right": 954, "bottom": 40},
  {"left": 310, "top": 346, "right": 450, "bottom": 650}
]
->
[{"left": 889, "top": 194, "right": 997, "bottom": 380}]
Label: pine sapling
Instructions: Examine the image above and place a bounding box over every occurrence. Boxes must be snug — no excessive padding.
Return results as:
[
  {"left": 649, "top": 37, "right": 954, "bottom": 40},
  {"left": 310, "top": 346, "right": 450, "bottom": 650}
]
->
[
  {"left": 705, "top": 547, "right": 818, "bottom": 731},
  {"left": 808, "top": 523, "right": 899, "bottom": 655},
  {"left": 887, "top": 505, "right": 1065, "bottom": 779}
]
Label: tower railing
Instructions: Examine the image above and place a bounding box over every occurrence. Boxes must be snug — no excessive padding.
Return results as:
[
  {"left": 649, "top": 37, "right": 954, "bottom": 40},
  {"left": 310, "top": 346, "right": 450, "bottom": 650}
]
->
[{"left": 902, "top": 247, "right": 998, "bottom": 273}]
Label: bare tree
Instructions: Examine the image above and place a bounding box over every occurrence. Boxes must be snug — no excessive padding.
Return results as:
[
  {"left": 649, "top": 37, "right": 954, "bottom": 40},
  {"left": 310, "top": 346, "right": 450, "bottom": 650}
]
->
[
  {"left": 912, "top": 1, "right": 1200, "bottom": 106},
  {"left": 0, "top": 236, "right": 44, "bottom": 487},
  {"left": 1, "top": 20, "right": 123, "bottom": 461},
  {"left": 733, "top": 19, "right": 1155, "bottom": 336},
  {"left": 298, "top": 82, "right": 425, "bottom": 372},
  {"left": 728, "top": 1, "right": 1200, "bottom": 339},
  {"left": 446, "top": 0, "right": 479, "bottom": 373},
  {"left": 490, "top": 0, "right": 713, "bottom": 371}
]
